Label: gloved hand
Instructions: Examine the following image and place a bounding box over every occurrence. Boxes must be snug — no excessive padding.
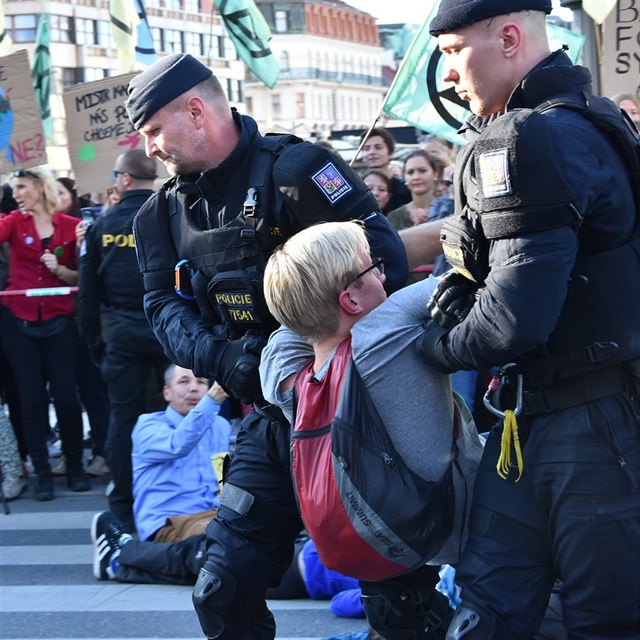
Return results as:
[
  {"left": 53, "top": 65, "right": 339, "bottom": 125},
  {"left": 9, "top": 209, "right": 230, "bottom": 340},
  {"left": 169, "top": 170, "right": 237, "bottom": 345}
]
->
[
  {"left": 214, "top": 335, "right": 268, "bottom": 404},
  {"left": 415, "top": 321, "right": 458, "bottom": 374},
  {"left": 427, "top": 270, "right": 479, "bottom": 330},
  {"left": 86, "top": 336, "right": 106, "bottom": 368}
]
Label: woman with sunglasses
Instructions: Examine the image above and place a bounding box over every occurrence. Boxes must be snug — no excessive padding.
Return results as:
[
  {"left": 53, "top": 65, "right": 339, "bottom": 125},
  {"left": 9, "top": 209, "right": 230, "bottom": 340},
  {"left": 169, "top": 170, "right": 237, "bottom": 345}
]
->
[{"left": 0, "top": 167, "right": 91, "bottom": 500}]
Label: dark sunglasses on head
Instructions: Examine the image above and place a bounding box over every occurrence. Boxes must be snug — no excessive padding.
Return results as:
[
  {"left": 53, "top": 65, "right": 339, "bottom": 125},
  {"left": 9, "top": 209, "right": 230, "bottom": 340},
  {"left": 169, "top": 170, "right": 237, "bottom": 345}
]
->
[
  {"left": 11, "top": 169, "right": 38, "bottom": 179},
  {"left": 111, "top": 169, "right": 157, "bottom": 183}
]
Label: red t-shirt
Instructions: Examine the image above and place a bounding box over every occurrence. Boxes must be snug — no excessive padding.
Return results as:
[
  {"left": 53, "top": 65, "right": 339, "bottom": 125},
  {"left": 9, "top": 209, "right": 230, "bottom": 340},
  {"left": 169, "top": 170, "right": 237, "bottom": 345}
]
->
[{"left": 0, "top": 210, "right": 79, "bottom": 321}]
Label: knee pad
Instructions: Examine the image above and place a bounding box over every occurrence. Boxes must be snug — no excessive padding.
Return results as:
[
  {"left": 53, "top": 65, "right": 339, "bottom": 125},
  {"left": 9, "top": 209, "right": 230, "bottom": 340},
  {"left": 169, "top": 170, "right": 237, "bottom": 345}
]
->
[
  {"left": 446, "top": 605, "right": 496, "bottom": 640},
  {"left": 192, "top": 561, "right": 237, "bottom": 639},
  {"left": 361, "top": 583, "right": 452, "bottom": 640},
  {"left": 192, "top": 561, "right": 276, "bottom": 640}
]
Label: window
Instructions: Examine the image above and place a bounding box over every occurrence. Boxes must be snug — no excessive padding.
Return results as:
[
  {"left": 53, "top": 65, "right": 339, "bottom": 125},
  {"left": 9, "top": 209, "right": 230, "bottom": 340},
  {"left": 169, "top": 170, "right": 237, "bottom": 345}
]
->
[
  {"left": 223, "top": 36, "right": 236, "bottom": 60},
  {"left": 184, "top": 32, "right": 204, "bottom": 57},
  {"left": 50, "top": 15, "right": 73, "bottom": 43},
  {"left": 274, "top": 10, "right": 288, "bottom": 33},
  {"left": 7, "top": 15, "right": 37, "bottom": 42},
  {"left": 98, "top": 20, "right": 113, "bottom": 48},
  {"left": 227, "top": 79, "right": 242, "bottom": 104},
  {"left": 152, "top": 27, "right": 162, "bottom": 52},
  {"left": 296, "top": 92, "right": 305, "bottom": 119},
  {"left": 61, "top": 67, "right": 82, "bottom": 89},
  {"left": 76, "top": 18, "right": 99, "bottom": 46},
  {"left": 184, "top": 0, "right": 200, "bottom": 12},
  {"left": 279, "top": 51, "right": 290, "bottom": 72},
  {"left": 164, "top": 29, "right": 183, "bottom": 53},
  {"left": 83, "top": 68, "right": 109, "bottom": 83},
  {"left": 165, "top": 0, "right": 181, "bottom": 10},
  {"left": 272, "top": 94, "right": 281, "bottom": 118}
]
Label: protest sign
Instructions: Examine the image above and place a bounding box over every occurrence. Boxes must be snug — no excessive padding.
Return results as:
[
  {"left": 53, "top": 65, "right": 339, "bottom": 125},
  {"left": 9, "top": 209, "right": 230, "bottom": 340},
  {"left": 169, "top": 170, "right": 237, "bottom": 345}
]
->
[
  {"left": 63, "top": 72, "right": 167, "bottom": 194},
  {"left": 0, "top": 49, "right": 47, "bottom": 173}
]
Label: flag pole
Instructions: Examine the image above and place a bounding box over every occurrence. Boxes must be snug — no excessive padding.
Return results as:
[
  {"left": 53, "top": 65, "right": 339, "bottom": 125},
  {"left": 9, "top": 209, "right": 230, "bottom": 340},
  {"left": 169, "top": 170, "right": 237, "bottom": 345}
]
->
[{"left": 348, "top": 16, "right": 429, "bottom": 167}]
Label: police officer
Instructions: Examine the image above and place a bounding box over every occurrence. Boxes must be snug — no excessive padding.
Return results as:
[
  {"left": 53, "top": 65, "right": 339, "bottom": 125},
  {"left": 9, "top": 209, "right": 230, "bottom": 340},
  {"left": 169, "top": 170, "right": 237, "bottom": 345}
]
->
[
  {"left": 78, "top": 149, "right": 169, "bottom": 532},
  {"left": 124, "top": 54, "right": 408, "bottom": 640},
  {"left": 414, "top": 1, "right": 640, "bottom": 638}
]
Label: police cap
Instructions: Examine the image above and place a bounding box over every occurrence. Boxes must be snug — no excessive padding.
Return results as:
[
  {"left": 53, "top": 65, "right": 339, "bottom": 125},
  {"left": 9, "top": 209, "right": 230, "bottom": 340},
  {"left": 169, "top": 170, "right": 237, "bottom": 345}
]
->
[
  {"left": 429, "top": 0, "right": 552, "bottom": 36},
  {"left": 126, "top": 53, "right": 213, "bottom": 129}
]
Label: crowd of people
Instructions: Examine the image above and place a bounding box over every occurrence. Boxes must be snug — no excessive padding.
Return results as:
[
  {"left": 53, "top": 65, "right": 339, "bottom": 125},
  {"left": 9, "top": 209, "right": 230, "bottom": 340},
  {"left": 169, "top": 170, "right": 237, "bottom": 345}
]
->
[{"left": 1, "top": 0, "right": 639, "bottom": 638}]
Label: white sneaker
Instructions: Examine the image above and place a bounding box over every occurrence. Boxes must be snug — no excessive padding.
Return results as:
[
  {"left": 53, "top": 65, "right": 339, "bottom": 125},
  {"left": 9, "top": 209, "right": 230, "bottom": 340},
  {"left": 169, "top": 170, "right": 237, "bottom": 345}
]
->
[
  {"left": 51, "top": 456, "right": 67, "bottom": 476},
  {"left": 86, "top": 455, "right": 110, "bottom": 477},
  {"left": 2, "top": 475, "right": 28, "bottom": 501}
]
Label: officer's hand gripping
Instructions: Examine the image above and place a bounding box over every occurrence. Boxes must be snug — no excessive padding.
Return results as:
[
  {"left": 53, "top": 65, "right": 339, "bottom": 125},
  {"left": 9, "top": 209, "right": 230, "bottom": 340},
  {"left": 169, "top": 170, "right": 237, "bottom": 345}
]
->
[
  {"left": 427, "top": 270, "right": 479, "bottom": 331},
  {"left": 214, "top": 335, "right": 267, "bottom": 404}
]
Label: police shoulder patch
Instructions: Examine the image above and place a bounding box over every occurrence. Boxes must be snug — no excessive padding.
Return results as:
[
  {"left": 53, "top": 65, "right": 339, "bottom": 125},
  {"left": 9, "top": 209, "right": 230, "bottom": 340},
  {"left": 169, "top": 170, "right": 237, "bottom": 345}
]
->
[
  {"left": 479, "top": 148, "right": 512, "bottom": 198},
  {"left": 311, "top": 162, "right": 353, "bottom": 204}
]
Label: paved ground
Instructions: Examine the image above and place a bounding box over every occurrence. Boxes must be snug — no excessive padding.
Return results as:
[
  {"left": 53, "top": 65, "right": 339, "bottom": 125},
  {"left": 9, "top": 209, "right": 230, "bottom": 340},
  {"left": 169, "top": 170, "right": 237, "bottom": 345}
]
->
[{"left": 0, "top": 472, "right": 368, "bottom": 640}]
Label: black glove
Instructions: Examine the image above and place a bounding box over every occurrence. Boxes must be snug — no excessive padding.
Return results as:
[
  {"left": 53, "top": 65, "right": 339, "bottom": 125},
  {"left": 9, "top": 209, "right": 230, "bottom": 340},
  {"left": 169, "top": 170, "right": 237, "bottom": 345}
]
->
[
  {"left": 214, "top": 335, "right": 267, "bottom": 404},
  {"left": 415, "top": 320, "right": 458, "bottom": 374},
  {"left": 427, "top": 270, "right": 479, "bottom": 330},
  {"left": 86, "top": 336, "right": 106, "bottom": 368}
]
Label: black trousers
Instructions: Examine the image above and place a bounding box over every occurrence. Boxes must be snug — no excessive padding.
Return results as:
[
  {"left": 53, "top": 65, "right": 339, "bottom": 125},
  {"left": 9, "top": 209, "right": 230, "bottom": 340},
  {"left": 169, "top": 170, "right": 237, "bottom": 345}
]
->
[
  {"left": 116, "top": 534, "right": 205, "bottom": 585},
  {"left": 101, "top": 312, "right": 168, "bottom": 530},
  {"left": 0, "top": 308, "right": 84, "bottom": 476}
]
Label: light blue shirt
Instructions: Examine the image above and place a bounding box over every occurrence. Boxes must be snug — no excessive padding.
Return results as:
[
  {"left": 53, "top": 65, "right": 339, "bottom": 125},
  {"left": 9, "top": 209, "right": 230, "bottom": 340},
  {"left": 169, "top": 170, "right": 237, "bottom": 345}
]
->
[{"left": 131, "top": 395, "right": 232, "bottom": 541}]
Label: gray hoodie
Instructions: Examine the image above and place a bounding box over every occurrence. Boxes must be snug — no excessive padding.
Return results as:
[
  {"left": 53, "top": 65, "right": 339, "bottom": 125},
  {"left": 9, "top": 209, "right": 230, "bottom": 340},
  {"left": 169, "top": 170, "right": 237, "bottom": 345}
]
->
[{"left": 259, "top": 275, "right": 484, "bottom": 566}]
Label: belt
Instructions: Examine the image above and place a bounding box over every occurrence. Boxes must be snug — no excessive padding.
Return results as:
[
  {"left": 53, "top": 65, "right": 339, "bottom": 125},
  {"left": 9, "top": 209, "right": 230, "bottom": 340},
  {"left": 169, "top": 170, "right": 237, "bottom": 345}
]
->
[
  {"left": 253, "top": 401, "right": 287, "bottom": 424},
  {"left": 522, "top": 365, "right": 629, "bottom": 415}
]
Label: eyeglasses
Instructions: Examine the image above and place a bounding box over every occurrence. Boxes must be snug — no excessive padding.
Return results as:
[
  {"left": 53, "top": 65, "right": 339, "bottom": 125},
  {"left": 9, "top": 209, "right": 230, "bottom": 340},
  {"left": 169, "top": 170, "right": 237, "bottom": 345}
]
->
[
  {"left": 110, "top": 169, "right": 155, "bottom": 183},
  {"left": 343, "top": 257, "right": 384, "bottom": 290},
  {"left": 11, "top": 169, "right": 37, "bottom": 179}
]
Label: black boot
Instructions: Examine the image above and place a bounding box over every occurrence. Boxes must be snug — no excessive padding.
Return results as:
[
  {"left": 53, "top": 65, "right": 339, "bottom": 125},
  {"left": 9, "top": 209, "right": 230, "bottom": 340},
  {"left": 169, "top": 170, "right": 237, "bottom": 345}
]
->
[
  {"left": 67, "top": 463, "right": 91, "bottom": 492},
  {"left": 34, "top": 474, "right": 54, "bottom": 501}
]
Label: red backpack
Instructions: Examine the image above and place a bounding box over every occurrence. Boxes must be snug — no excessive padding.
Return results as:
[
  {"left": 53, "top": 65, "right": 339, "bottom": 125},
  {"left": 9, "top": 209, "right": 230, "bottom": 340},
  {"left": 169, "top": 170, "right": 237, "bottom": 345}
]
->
[{"left": 292, "top": 338, "right": 458, "bottom": 581}]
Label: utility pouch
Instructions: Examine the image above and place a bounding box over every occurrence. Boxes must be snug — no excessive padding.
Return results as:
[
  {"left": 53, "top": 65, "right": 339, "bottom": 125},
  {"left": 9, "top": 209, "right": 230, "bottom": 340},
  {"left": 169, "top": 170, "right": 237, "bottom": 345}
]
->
[
  {"left": 440, "top": 213, "right": 489, "bottom": 285},
  {"left": 207, "top": 268, "right": 273, "bottom": 336}
]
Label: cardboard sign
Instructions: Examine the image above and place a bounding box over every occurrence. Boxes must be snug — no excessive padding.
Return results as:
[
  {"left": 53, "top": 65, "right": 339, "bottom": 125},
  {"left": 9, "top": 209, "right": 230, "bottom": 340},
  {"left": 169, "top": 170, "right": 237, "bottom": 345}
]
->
[
  {"left": 0, "top": 49, "right": 48, "bottom": 173},
  {"left": 601, "top": 2, "right": 640, "bottom": 98},
  {"left": 63, "top": 72, "right": 169, "bottom": 195}
]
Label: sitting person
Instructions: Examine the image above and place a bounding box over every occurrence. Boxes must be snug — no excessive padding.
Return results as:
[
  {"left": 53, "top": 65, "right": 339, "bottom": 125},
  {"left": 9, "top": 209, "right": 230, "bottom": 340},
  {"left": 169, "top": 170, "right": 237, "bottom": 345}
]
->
[
  {"left": 92, "top": 364, "right": 231, "bottom": 577},
  {"left": 130, "top": 365, "right": 231, "bottom": 542},
  {"left": 260, "top": 220, "right": 484, "bottom": 639}
]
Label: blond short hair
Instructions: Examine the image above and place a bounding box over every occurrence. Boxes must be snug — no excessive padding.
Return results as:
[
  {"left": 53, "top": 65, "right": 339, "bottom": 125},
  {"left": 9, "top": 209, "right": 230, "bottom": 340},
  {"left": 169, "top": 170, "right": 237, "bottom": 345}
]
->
[{"left": 264, "top": 221, "right": 369, "bottom": 343}]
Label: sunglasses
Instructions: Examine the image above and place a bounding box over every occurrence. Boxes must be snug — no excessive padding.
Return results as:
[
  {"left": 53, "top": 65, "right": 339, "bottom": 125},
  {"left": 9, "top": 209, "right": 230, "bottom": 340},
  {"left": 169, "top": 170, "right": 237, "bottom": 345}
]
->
[
  {"left": 11, "top": 169, "right": 38, "bottom": 179},
  {"left": 110, "top": 169, "right": 156, "bottom": 183}
]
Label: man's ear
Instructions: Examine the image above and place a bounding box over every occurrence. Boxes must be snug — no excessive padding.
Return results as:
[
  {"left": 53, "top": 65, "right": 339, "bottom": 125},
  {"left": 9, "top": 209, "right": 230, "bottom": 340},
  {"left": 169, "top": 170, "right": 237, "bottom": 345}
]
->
[
  {"left": 186, "top": 96, "right": 206, "bottom": 126},
  {"left": 338, "top": 289, "right": 363, "bottom": 315},
  {"left": 162, "top": 386, "right": 171, "bottom": 403},
  {"left": 500, "top": 22, "right": 522, "bottom": 58}
]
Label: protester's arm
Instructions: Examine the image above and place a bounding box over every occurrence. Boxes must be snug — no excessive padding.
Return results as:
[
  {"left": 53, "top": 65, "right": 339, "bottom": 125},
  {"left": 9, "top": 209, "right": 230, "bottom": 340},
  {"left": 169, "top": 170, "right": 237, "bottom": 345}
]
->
[
  {"left": 132, "top": 395, "right": 223, "bottom": 462},
  {"left": 78, "top": 219, "right": 104, "bottom": 340},
  {"left": 259, "top": 327, "right": 313, "bottom": 422},
  {"left": 400, "top": 219, "right": 445, "bottom": 270}
]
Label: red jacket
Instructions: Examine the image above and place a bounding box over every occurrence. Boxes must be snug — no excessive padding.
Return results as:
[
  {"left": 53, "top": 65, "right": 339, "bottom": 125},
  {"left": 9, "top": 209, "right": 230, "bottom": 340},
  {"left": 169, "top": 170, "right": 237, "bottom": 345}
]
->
[{"left": 0, "top": 210, "right": 78, "bottom": 321}]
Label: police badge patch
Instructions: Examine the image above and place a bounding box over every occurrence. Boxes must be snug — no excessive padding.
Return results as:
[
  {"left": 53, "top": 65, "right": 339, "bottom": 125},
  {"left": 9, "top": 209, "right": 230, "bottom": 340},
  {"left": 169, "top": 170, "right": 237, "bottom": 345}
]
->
[
  {"left": 311, "top": 162, "right": 353, "bottom": 204},
  {"left": 479, "top": 149, "right": 512, "bottom": 198}
]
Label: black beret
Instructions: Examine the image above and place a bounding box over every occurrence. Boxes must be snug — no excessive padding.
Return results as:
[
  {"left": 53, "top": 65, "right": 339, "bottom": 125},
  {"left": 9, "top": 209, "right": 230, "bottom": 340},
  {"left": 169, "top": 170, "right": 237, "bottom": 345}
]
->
[
  {"left": 126, "top": 53, "right": 213, "bottom": 129},
  {"left": 430, "top": 0, "right": 552, "bottom": 35}
]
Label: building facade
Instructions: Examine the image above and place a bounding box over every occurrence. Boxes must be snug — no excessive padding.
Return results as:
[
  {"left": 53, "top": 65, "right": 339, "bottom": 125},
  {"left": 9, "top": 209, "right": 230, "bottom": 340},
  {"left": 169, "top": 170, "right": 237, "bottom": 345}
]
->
[
  {"left": 3, "top": 0, "right": 245, "bottom": 175},
  {"left": 246, "top": 0, "right": 386, "bottom": 140}
]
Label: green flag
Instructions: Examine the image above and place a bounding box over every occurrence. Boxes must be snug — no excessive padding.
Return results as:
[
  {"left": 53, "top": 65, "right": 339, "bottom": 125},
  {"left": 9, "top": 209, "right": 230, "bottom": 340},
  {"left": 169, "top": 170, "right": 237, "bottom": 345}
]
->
[
  {"left": 381, "top": 1, "right": 586, "bottom": 145},
  {"left": 30, "top": 14, "right": 52, "bottom": 140},
  {"left": 215, "top": 0, "right": 279, "bottom": 89}
]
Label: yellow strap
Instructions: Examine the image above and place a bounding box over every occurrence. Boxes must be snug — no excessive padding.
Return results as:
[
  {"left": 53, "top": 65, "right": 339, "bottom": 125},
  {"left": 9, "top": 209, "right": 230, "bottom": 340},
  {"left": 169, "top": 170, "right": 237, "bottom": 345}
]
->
[{"left": 496, "top": 409, "right": 524, "bottom": 482}]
